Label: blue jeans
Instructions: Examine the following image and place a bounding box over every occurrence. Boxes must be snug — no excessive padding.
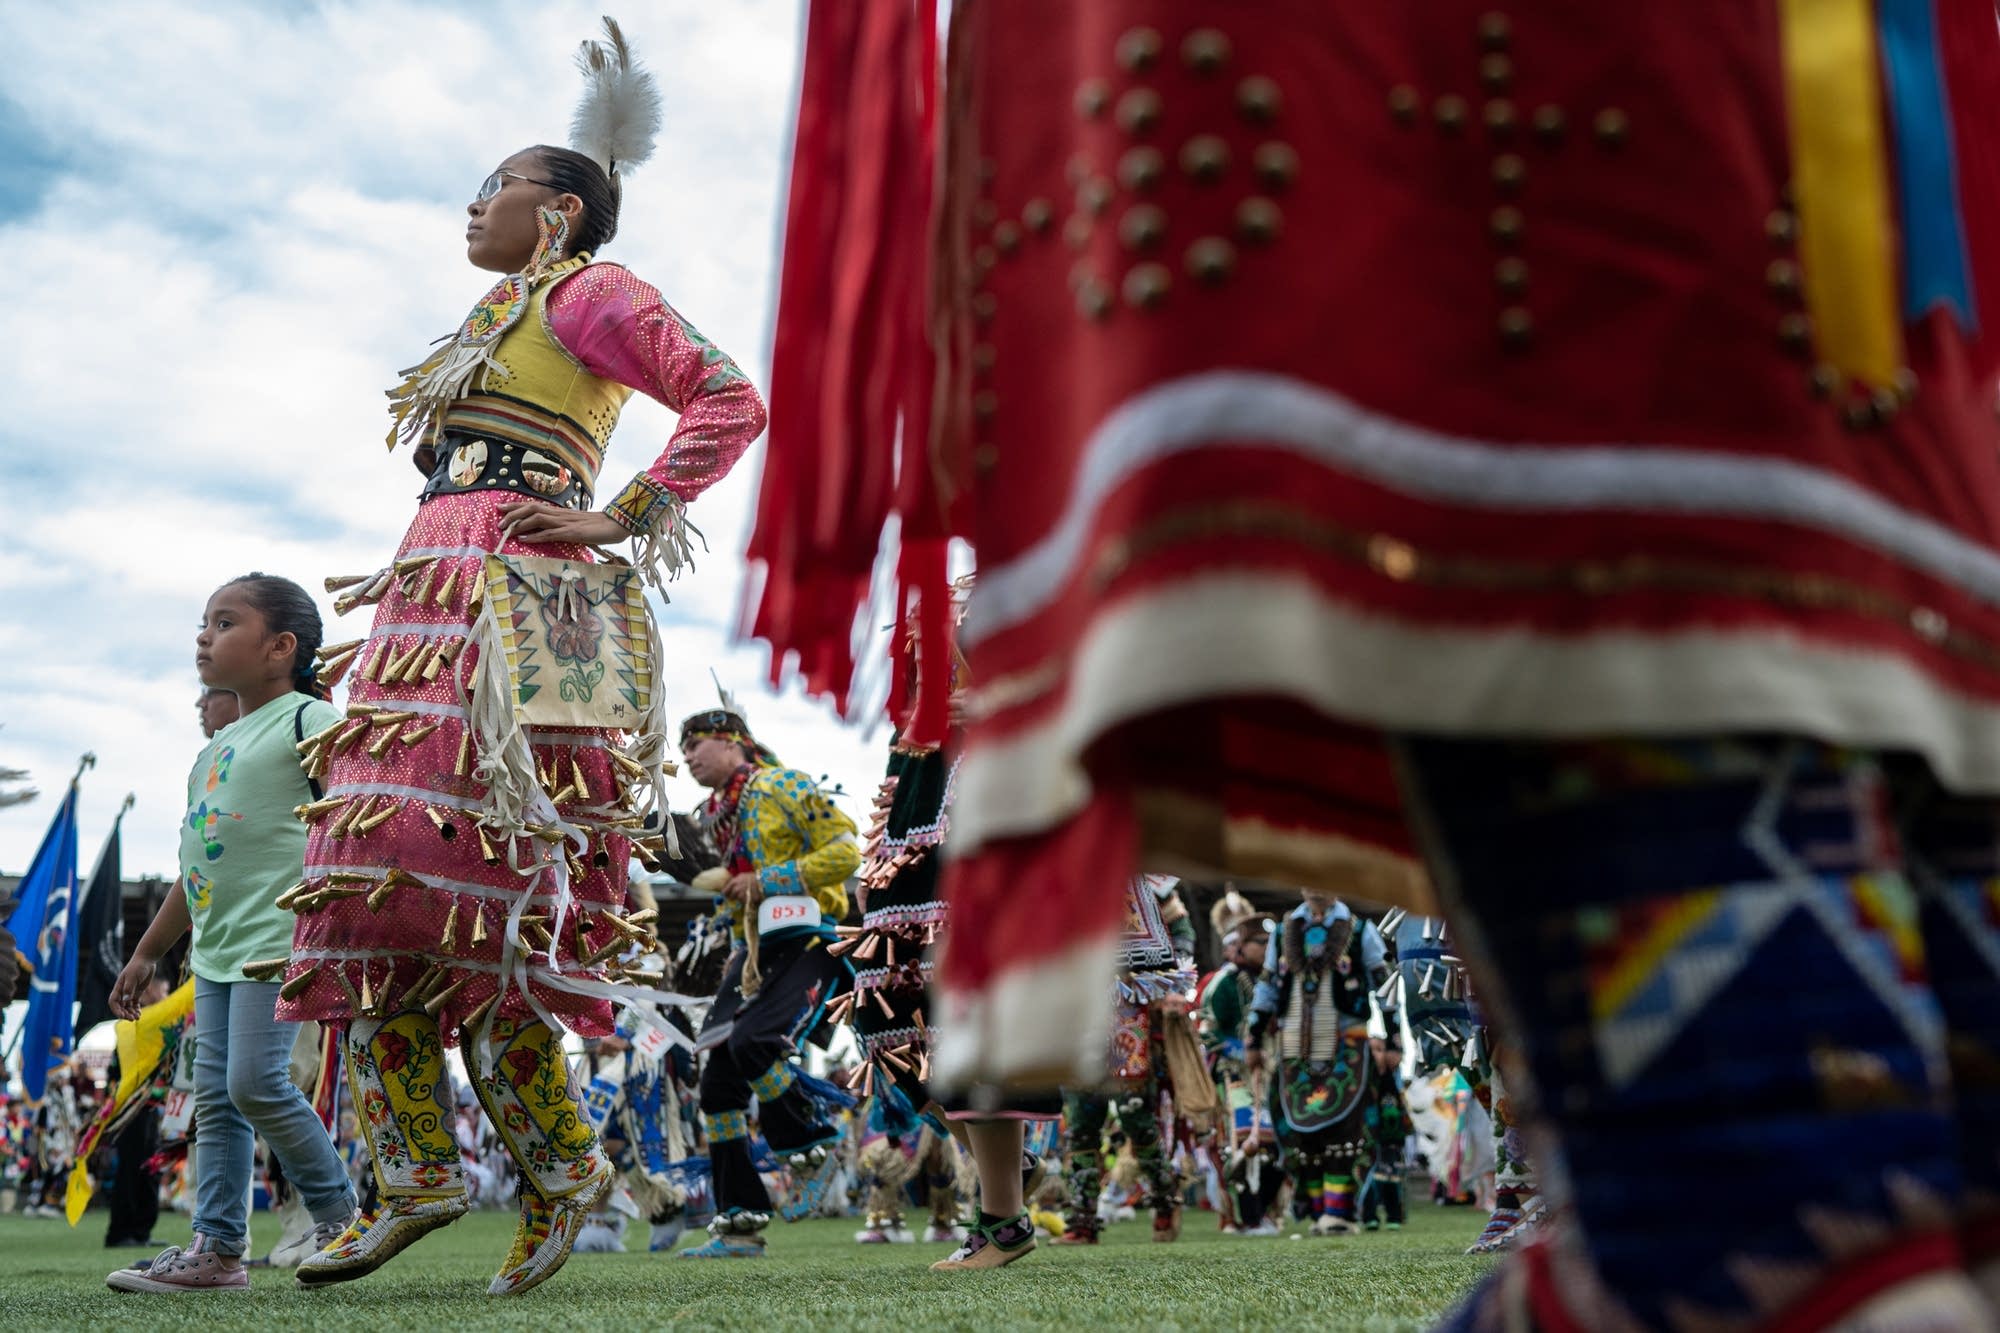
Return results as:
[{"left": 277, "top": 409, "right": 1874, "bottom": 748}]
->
[{"left": 192, "top": 978, "right": 355, "bottom": 1256}]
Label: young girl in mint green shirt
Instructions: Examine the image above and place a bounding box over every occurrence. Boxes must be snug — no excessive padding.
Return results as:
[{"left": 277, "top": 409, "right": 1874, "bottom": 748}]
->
[{"left": 104, "top": 574, "right": 357, "bottom": 1293}]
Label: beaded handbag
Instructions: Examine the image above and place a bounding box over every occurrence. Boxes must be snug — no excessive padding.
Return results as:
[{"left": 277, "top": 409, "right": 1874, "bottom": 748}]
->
[{"left": 480, "top": 554, "right": 655, "bottom": 730}]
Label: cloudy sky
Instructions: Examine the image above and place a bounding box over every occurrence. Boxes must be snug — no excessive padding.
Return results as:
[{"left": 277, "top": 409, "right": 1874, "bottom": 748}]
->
[{"left": 0, "top": 0, "right": 892, "bottom": 879}]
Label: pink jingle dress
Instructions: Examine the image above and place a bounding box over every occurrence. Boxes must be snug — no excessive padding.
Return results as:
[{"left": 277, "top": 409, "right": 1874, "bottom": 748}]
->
[{"left": 275, "top": 258, "right": 765, "bottom": 1041}]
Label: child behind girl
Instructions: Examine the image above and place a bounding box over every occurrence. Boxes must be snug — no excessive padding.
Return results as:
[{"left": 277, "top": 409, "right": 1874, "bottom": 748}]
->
[{"left": 104, "top": 573, "right": 357, "bottom": 1293}]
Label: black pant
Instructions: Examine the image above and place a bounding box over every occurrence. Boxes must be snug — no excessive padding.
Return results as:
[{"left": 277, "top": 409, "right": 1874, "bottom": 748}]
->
[
  {"left": 1358, "top": 1156, "right": 1406, "bottom": 1224},
  {"left": 104, "top": 1109, "right": 161, "bottom": 1245},
  {"left": 697, "top": 936, "right": 848, "bottom": 1215},
  {"left": 1233, "top": 1156, "right": 1283, "bottom": 1228}
]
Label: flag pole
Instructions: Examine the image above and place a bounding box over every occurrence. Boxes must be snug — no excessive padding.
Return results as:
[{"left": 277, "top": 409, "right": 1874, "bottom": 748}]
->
[{"left": 72, "top": 752, "right": 96, "bottom": 787}]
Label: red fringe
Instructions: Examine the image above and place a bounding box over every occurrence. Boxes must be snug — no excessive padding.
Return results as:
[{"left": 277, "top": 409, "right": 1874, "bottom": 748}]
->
[
  {"left": 748, "top": 0, "right": 947, "bottom": 737},
  {"left": 897, "top": 538, "right": 952, "bottom": 745}
]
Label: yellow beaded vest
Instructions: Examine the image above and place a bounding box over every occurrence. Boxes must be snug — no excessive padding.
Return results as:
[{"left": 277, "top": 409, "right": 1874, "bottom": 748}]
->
[{"left": 388, "top": 256, "right": 633, "bottom": 492}]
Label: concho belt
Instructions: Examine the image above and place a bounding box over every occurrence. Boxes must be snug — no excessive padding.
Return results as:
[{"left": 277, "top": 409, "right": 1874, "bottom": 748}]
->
[{"left": 419, "top": 433, "right": 592, "bottom": 511}]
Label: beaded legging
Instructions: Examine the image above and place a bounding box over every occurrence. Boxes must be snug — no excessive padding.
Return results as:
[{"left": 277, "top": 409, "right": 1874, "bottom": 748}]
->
[
  {"left": 1398, "top": 736, "right": 1999, "bottom": 1329},
  {"left": 1062, "top": 1087, "right": 1177, "bottom": 1229}
]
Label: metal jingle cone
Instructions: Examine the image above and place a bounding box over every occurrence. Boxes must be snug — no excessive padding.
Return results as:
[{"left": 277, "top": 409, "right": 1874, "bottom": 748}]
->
[
  {"left": 326, "top": 796, "right": 365, "bottom": 838},
  {"left": 400, "top": 642, "right": 437, "bottom": 685},
  {"left": 356, "top": 800, "right": 403, "bottom": 835},
  {"left": 381, "top": 641, "right": 418, "bottom": 681},
  {"left": 422, "top": 639, "right": 457, "bottom": 682},
  {"left": 583, "top": 934, "right": 628, "bottom": 968},
  {"left": 296, "top": 718, "right": 348, "bottom": 754},
  {"left": 405, "top": 960, "right": 446, "bottom": 1003},
  {"left": 422, "top": 973, "right": 473, "bottom": 1016},
  {"left": 327, "top": 964, "right": 362, "bottom": 1013},
  {"left": 421, "top": 803, "right": 457, "bottom": 842},
  {"left": 462, "top": 990, "right": 500, "bottom": 1031}
]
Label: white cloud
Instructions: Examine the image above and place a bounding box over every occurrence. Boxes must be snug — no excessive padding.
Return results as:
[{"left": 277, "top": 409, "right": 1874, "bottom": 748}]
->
[{"left": 0, "top": 0, "right": 888, "bottom": 877}]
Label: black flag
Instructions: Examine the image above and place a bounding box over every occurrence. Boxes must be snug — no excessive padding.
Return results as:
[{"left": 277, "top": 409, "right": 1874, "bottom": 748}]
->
[{"left": 73, "top": 816, "right": 125, "bottom": 1035}]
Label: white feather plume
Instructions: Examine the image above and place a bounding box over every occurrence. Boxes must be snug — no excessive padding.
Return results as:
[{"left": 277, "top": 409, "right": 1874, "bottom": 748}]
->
[{"left": 570, "top": 16, "right": 662, "bottom": 175}]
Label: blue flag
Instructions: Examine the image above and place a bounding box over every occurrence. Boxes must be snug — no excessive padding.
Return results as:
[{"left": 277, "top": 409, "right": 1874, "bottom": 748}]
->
[{"left": 6, "top": 785, "right": 81, "bottom": 1100}]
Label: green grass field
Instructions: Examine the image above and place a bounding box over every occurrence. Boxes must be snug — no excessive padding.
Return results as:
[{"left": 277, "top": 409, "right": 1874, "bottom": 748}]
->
[{"left": 0, "top": 1204, "right": 1491, "bottom": 1330}]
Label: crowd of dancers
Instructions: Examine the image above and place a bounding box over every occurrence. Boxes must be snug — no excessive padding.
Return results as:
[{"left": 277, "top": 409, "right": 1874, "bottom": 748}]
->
[
  {"left": 13, "top": 6, "right": 2000, "bottom": 1327},
  {"left": 30, "top": 860, "right": 1512, "bottom": 1267}
]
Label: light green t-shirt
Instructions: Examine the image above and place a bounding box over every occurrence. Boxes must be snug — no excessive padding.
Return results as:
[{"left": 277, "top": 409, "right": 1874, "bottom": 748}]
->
[{"left": 180, "top": 691, "right": 336, "bottom": 982}]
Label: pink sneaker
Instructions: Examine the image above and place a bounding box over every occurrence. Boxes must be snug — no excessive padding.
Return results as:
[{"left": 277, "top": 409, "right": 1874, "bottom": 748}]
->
[{"left": 106, "top": 1235, "right": 250, "bottom": 1293}]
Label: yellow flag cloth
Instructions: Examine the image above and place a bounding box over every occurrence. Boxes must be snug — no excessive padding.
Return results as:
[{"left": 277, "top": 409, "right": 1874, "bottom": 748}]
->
[
  {"left": 65, "top": 980, "right": 195, "bottom": 1226},
  {"left": 1777, "top": 0, "right": 1903, "bottom": 385}
]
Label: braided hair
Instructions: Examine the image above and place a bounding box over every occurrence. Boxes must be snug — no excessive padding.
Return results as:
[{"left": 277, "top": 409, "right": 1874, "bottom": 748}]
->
[
  {"left": 530, "top": 145, "right": 622, "bottom": 257},
  {"left": 223, "top": 573, "right": 326, "bottom": 700}
]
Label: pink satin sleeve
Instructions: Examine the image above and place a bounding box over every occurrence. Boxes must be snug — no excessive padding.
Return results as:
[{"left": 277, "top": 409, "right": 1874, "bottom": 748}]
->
[{"left": 545, "top": 264, "right": 767, "bottom": 519}]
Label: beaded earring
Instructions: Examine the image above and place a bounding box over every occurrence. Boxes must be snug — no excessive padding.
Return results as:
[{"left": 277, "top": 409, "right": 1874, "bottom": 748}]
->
[{"left": 525, "top": 205, "right": 571, "bottom": 280}]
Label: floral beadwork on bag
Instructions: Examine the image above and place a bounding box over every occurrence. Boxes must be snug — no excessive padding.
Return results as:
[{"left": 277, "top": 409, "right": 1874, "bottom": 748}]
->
[{"left": 481, "top": 554, "right": 654, "bottom": 729}]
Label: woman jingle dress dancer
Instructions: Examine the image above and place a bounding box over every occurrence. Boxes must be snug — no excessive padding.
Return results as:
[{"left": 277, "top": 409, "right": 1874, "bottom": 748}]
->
[{"left": 278, "top": 22, "right": 766, "bottom": 1296}]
